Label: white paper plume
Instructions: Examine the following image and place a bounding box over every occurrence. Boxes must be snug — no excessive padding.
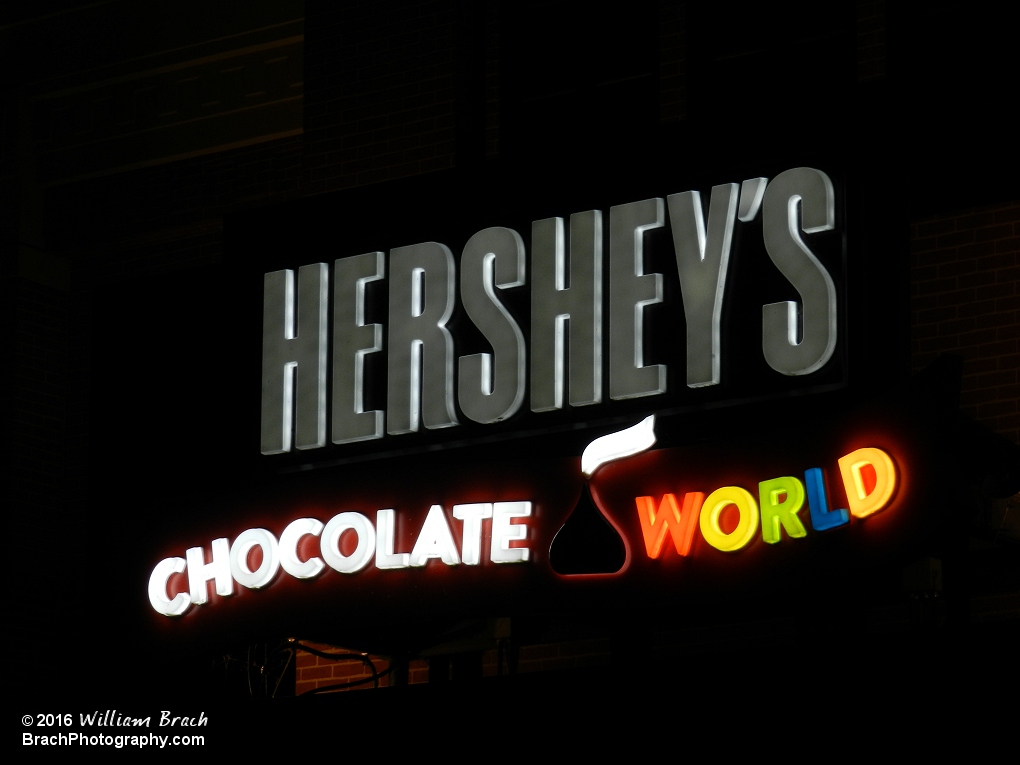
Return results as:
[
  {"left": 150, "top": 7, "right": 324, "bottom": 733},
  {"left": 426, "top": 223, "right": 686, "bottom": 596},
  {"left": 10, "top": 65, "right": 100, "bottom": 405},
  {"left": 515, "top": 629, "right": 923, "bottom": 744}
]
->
[{"left": 580, "top": 415, "right": 656, "bottom": 477}]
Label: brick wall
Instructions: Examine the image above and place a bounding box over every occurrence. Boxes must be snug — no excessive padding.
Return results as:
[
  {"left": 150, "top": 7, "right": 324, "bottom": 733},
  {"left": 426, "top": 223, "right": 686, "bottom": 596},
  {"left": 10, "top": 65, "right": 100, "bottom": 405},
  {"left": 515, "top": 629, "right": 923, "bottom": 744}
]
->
[
  {"left": 292, "top": 637, "right": 610, "bottom": 695},
  {"left": 302, "top": 0, "right": 459, "bottom": 195},
  {"left": 856, "top": 0, "right": 887, "bottom": 81},
  {"left": 910, "top": 201, "right": 1020, "bottom": 443}
]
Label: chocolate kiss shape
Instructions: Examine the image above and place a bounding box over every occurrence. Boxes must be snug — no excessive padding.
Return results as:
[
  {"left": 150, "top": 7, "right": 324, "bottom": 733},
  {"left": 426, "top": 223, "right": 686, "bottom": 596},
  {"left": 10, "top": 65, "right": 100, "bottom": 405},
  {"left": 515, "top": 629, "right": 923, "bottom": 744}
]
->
[{"left": 548, "top": 481, "right": 626, "bottom": 575}]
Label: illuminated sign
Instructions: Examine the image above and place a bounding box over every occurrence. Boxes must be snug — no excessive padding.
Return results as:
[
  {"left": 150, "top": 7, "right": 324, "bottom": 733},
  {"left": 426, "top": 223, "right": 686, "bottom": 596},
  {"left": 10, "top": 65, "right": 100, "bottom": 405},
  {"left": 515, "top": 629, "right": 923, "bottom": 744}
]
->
[
  {"left": 261, "top": 167, "right": 840, "bottom": 454},
  {"left": 148, "top": 418, "right": 903, "bottom": 618},
  {"left": 148, "top": 501, "right": 532, "bottom": 616}
]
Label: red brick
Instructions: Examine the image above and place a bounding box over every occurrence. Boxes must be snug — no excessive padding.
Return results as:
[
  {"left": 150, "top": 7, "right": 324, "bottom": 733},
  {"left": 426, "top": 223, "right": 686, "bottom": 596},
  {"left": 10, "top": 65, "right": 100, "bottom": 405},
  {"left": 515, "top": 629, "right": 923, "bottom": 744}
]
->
[
  {"left": 911, "top": 294, "right": 939, "bottom": 311},
  {"left": 938, "top": 261, "right": 976, "bottom": 279},
  {"left": 997, "top": 324, "right": 1020, "bottom": 340},
  {"left": 939, "top": 317, "right": 975, "bottom": 336},
  {"left": 910, "top": 236, "right": 938, "bottom": 255},
  {"left": 333, "top": 662, "right": 372, "bottom": 679},
  {"left": 299, "top": 666, "right": 333, "bottom": 681},
  {"left": 519, "top": 644, "right": 560, "bottom": 661},
  {"left": 997, "top": 381, "right": 1020, "bottom": 396},
  {"left": 958, "top": 271, "right": 997, "bottom": 289},
  {"left": 958, "top": 241, "right": 998, "bottom": 260},
  {"left": 918, "top": 277, "right": 960, "bottom": 296},
  {"left": 917, "top": 218, "right": 956, "bottom": 237},
  {"left": 937, "top": 230, "right": 976, "bottom": 248},
  {"left": 995, "top": 295, "right": 1020, "bottom": 311},
  {"left": 975, "top": 283, "right": 1015, "bottom": 300},
  {"left": 976, "top": 312, "right": 1016, "bottom": 330},
  {"left": 960, "top": 387, "right": 1000, "bottom": 406},
  {"left": 962, "top": 357, "right": 1000, "bottom": 375},
  {"left": 977, "top": 401, "right": 1017, "bottom": 418},
  {"left": 994, "top": 207, "right": 1020, "bottom": 224},
  {"left": 956, "top": 299, "right": 998, "bottom": 319},
  {"left": 914, "top": 336, "right": 956, "bottom": 354},
  {"left": 968, "top": 371, "right": 1015, "bottom": 390},
  {"left": 939, "top": 289, "right": 979, "bottom": 307},
  {"left": 913, "top": 249, "right": 955, "bottom": 267},
  {"left": 999, "top": 355, "right": 1020, "bottom": 370},
  {"left": 918, "top": 306, "right": 957, "bottom": 324},
  {"left": 977, "top": 223, "right": 1016, "bottom": 242},
  {"left": 980, "top": 339, "right": 1019, "bottom": 356},
  {"left": 958, "top": 328, "right": 1000, "bottom": 347},
  {"left": 956, "top": 211, "right": 997, "bottom": 229}
]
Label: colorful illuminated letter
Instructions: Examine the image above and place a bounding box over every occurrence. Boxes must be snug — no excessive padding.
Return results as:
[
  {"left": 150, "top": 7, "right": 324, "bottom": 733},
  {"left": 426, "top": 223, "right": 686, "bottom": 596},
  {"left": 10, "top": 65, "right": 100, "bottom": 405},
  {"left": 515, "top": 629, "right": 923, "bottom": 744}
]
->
[
  {"left": 758, "top": 476, "right": 808, "bottom": 544},
  {"left": 804, "top": 468, "right": 849, "bottom": 531},
  {"left": 838, "top": 447, "right": 897, "bottom": 518},
  {"left": 699, "top": 487, "right": 759, "bottom": 552},
  {"left": 635, "top": 492, "right": 703, "bottom": 558}
]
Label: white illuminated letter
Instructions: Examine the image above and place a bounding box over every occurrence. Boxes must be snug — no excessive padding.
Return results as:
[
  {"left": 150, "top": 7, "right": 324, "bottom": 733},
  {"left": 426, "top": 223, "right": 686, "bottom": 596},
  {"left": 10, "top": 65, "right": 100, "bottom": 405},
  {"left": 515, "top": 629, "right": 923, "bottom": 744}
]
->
[
  {"left": 279, "top": 518, "right": 325, "bottom": 579},
  {"left": 229, "top": 528, "right": 281, "bottom": 589},
  {"left": 186, "top": 538, "right": 233, "bottom": 605},
  {"left": 410, "top": 505, "right": 461, "bottom": 567},
  {"left": 333, "top": 252, "right": 385, "bottom": 444},
  {"left": 321, "top": 512, "right": 376, "bottom": 574},
  {"left": 261, "top": 264, "right": 329, "bottom": 454},
  {"left": 148, "top": 557, "right": 191, "bottom": 616},
  {"left": 387, "top": 243, "right": 459, "bottom": 434},
  {"left": 530, "top": 212, "right": 603, "bottom": 411},
  {"left": 458, "top": 227, "right": 527, "bottom": 423},
  {"left": 490, "top": 501, "right": 531, "bottom": 563},
  {"left": 376, "top": 509, "right": 410, "bottom": 569},
  {"left": 762, "top": 168, "right": 838, "bottom": 376},
  {"left": 669, "top": 184, "right": 738, "bottom": 388},
  {"left": 452, "top": 503, "right": 493, "bottom": 565},
  {"left": 738, "top": 177, "right": 767, "bottom": 222},
  {"left": 609, "top": 198, "right": 666, "bottom": 399}
]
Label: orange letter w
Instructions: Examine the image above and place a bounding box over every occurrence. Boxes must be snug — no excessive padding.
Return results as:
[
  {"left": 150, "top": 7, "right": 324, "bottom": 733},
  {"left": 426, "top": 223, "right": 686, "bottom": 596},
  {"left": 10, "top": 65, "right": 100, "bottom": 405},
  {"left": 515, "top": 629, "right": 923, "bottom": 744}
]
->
[{"left": 635, "top": 493, "right": 704, "bottom": 558}]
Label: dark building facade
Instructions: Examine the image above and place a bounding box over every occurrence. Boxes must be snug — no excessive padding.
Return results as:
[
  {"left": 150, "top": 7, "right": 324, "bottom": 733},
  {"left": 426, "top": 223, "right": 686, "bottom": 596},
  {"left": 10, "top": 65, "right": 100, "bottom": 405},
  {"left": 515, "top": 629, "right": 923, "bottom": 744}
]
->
[{"left": 7, "top": 0, "right": 1017, "bottom": 729}]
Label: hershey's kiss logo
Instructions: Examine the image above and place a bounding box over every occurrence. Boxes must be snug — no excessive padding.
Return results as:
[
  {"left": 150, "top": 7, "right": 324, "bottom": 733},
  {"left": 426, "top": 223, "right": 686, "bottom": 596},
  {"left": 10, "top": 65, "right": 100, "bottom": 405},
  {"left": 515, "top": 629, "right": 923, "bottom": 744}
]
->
[{"left": 549, "top": 416, "right": 656, "bottom": 575}]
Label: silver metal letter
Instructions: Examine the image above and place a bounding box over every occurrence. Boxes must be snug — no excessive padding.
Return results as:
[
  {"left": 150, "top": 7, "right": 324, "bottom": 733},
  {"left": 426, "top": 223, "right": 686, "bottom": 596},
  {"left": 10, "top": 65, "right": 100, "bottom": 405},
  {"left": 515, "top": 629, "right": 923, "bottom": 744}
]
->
[
  {"left": 609, "top": 199, "right": 666, "bottom": 399},
  {"left": 458, "top": 227, "right": 527, "bottom": 423},
  {"left": 387, "top": 242, "right": 459, "bottom": 434},
  {"left": 332, "top": 252, "right": 385, "bottom": 444},
  {"left": 669, "top": 184, "right": 738, "bottom": 388},
  {"left": 261, "top": 264, "right": 329, "bottom": 454},
  {"left": 530, "top": 212, "right": 602, "bottom": 411},
  {"left": 762, "top": 168, "right": 837, "bottom": 376}
]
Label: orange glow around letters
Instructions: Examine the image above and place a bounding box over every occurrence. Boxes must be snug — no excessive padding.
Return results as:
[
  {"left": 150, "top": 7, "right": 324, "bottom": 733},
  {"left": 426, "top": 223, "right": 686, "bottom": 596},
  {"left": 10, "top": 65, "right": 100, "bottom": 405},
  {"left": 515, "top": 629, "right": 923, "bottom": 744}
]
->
[
  {"left": 758, "top": 476, "right": 808, "bottom": 544},
  {"left": 699, "top": 487, "right": 759, "bottom": 552},
  {"left": 838, "top": 447, "right": 897, "bottom": 518},
  {"left": 635, "top": 492, "right": 704, "bottom": 558}
]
